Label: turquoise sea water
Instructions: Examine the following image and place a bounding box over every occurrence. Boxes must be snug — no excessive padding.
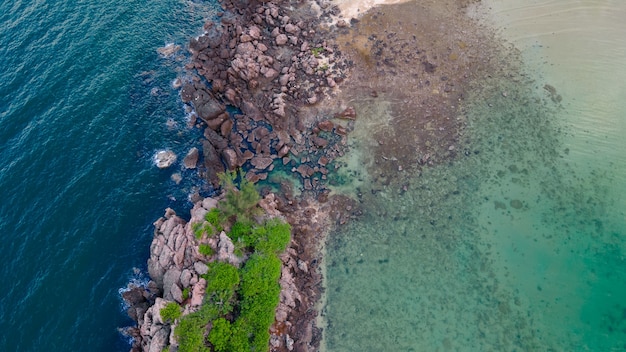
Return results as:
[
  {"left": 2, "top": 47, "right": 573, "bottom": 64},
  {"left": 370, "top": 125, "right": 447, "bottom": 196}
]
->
[
  {"left": 323, "top": 1, "right": 626, "bottom": 351},
  {"left": 0, "top": 1, "right": 217, "bottom": 350}
]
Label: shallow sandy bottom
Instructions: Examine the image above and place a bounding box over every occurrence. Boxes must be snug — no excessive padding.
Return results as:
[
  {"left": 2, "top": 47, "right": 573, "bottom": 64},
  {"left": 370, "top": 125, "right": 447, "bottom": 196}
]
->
[{"left": 321, "top": 0, "right": 626, "bottom": 350}]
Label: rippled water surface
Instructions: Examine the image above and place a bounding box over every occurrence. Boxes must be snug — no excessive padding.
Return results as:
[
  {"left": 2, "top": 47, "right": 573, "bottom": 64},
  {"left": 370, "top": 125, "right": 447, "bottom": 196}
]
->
[
  {"left": 322, "top": 1, "right": 626, "bottom": 351},
  {"left": 0, "top": 1, "right": 218, "bottom": 350}
]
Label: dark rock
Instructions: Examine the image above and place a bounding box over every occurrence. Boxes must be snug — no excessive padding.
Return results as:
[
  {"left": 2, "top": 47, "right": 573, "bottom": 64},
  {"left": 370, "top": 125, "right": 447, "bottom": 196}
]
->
[
  {"left": 204, "top": 128, "right": 229, "bottom": 151},
  {"left": 181, "top": 84, "right": 196, "bottom": 103},
  {"left": 220, "top": 119, "right": 233, "bottom": 137},
  {"left": 194, "top": 90, "right": 226, "bottom": 121},
  {"left": 202, "top": 140, "right": 224, "bottom": 187},
  {"left": 206, "top": 113, "right": 228, "bottom": 130}
]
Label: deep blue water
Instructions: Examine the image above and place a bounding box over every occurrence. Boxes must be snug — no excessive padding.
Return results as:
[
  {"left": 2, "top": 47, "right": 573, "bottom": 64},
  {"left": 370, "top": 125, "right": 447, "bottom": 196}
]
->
[{"left": 0, "top": 1, "right": 217, "bottom": 350}]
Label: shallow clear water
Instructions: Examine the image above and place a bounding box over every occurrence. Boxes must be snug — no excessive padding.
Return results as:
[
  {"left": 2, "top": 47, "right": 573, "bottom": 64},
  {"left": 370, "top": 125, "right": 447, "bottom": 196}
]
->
[
  {"left": 322, "top": 1, "right": 626, "bottom": 351},
  {"left": 0, "top": 1, "right": 218, "bottom": 350}
]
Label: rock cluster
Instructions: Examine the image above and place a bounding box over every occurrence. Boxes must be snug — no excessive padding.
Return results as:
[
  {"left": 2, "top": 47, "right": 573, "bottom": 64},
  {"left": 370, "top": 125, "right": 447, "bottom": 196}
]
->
[
  {"left": 123, "top": 199, "right": 218, "bottom": 352},
  {"left": 177, "top": 0, "right": 354, "bottom": 193},
  {"left": 122, "top": 193, "right": 324, "bottom": 352}
]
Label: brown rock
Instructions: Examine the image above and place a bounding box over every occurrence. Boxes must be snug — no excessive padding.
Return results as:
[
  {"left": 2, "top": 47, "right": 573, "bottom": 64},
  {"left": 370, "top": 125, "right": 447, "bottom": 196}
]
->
[
  {"left": 181, "top": 84, "right": 196, "bottom": 103},
  {"left": 222, "top": 148, "right": 239, "bottom": 170},
  {"left": 276, "top": 34, "right": 288, "bottom": 45},
  {"left": 183, "top": 147, "right": 199, "bottom": 169},
  {"left": 251, "top": 156, "right": 273, "bottom": 170},
  {"left": 206, "top": 112, "right": 228, "bottom": 130},
  {"left": 278, "top": 144, "right": 290, "bottom": 157},
  {"left": 317, "top": 120, "right": 334, "bottom": 132},
  {"left": 336, "top": 106, "right": 356, "bottom": 120},
  {"left": 220, "top": 119, "right": 233, "bottom": 137},
  {"left": 312, "top": 136, "right": 328, "bottom": 148},
  {"left": 284, "top": 23, "right": 298, "bottom": 34}
]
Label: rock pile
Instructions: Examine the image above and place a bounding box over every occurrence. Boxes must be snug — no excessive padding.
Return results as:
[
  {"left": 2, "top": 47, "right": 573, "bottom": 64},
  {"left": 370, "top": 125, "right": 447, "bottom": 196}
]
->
[
  {"left": 122, "top": 193, "right": 327, "bottom": 352},
  {"left": 178, "top": 0, "right": 354, "bottom": 194}
]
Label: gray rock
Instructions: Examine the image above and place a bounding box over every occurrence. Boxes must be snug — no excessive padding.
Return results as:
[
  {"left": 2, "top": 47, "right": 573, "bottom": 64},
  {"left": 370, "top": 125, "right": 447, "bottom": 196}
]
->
[
  {"left": 170, "top": 282, "right": 184, "bottom": 303},
  {"left": 154, "top": 150, "right": 177, "bottom": 169},
  {"left": 162, "top": 269, "right": 182, "bottom": 301},
  {"left": 202, "top": 197, "right": 218, "bottom": 210},
  {"left": 193, "top": 262, "right": 209, "bottom": 276},
  {"left": 148, "top": 325, "right": 170, "bottom": 352},
  {"left": 180, "top": 269, "right": 193, "bottom": 288}
]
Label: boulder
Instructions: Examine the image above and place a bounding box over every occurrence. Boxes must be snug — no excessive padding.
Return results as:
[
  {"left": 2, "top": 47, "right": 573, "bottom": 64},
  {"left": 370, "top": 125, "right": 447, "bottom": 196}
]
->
[
  {"left": 154, "top": 150, "right": 177, "bottom": 169},
  {"left": 193, "top": 262, "right": 209, "bottom": 276},
  {"left": 162, "top": 269, "right": 182, "bottom": 301},
  {"left": 202, "top": 140, "right": 224, "bottom": 187},
  {"left": 251, "top": 156, "right": 273, "bottom": 170},
  {"left": 275, "top": 34, "right": 288, "bottom": 45},
  {"left": 183, "top": 147, "right": 199, "bottom": 169},
  {"left": 222, "top": 148, "right": 239, "bottom": 170}
]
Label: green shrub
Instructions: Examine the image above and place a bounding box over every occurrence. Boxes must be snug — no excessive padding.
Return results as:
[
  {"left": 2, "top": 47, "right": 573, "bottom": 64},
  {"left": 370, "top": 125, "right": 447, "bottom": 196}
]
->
[
  {"left": 160, "top": 302, "right": 182, "bottom": 323},
  {"left": 204, "top": 262, "right": 240, "bottom": 314},
  {"left": 205, "top": 208, "right": 223, "bottom": 233},
  {"left": 182, "top": 287, "right": 191, "bottom": 301},
  {"left": 237, "top": 253, "right": 282, "bottom": 351},
  {"left": 228, "top": 220, "right": 253, "bottom": 243},
  {"left": 192, "top": 222, "right": 204, "bottom": 239},
  {"left": 255, "top": 219, "right": 291, "bottom": 255},
  {"left": 175, "top": 315, "right": 209, "bottom": 352},
  {"left": 198, "top": 243, "right": 214, "bottom": 257},
  {"left": 208, "top": 318, "right": 232, "bottom": 352},
  {"left": 218, "top": 171, "right": 261, "bottom": 222}
]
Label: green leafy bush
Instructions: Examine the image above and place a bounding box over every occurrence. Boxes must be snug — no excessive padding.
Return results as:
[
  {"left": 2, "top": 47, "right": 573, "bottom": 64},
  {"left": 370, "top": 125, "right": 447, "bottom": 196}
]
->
[
  {"left": 199, "top": 243, "right": 214, "bottom": 257},
  {"left": 254, "top": 219, "right": 291, "bottom": 255},
  {"left": 205, "top": 208, "right": 223, "bottom": 233},
  {"left": 227, "top": 220, "right": 253, "bottom": 244},
  {"left": 204, "top": 262, "right": 240, "bottom": 314},
  {"left": 174, "top": 175, "right": 293, "bottom": 352},
  {"left": 160, "top": 302, "right": 182, "bottom": 323},
  {"left": 192, "top": 222, "right": 204, "bottom": 239},
  {"left": 208, "top": 318, "right": 232, "bottom": 352},
  {"left": 175, "top": 315, "right": 209, "bottom": 352}
]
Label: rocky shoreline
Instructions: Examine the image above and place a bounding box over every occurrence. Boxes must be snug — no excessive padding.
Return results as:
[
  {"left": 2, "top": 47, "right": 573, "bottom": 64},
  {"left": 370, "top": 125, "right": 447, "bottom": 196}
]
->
[
  {"left": 122, "top": 0, "right": 517, "bottom": 349},
  {"left": 122, "top": 190, "right": 355, "bottom": 351},
  {"left": 122, "top": 0, "right": 360, "bottom": 350}
]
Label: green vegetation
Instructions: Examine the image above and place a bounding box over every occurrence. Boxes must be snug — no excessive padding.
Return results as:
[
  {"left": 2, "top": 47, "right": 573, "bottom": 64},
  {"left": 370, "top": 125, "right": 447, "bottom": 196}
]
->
[
  {"left": 205, "top": 208, "right": 223, "bottom": 232},
  {"left": 311, "top": 47, "right": 324, "bottom": 56},
  {"left": 173, "top": 172, "right": 292, "bottom": 352},
  {"left": 199, "top": 243, "right": 214, "bottom": 257},
  {"left": 160, "top": 302, "right": 182, "bottom": 323},
  {"left": 218, "top": 171, "right": 261, "bottom": 222},
  {"left": 182, "top": 287, "right": 191, "bottom": 301}
]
